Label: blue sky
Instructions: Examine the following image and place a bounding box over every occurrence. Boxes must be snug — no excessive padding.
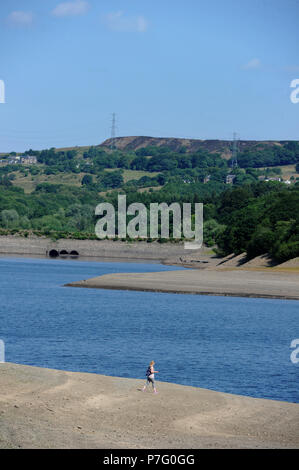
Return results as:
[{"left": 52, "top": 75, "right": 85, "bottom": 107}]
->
[{"left": 0, "top": 0, "right": 299, "bottom": 152}]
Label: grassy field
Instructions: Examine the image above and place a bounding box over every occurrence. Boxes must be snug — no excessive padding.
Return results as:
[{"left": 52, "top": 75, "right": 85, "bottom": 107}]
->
[
  {"left": 278, "top": 164, "right": 299, "bottom": 180},
  {"left": 10, "top": 168, "right": 160, "bottom": 193},
  {"left": 121, "top": 169, "right": 159, "bottom": 183},
  {"left": 100, "top": 168, "right": 159, "bottom": 182},
  {"left": 11, "top": 170, "right": 84, "bottom": 193},
  {"left": 261, "top": 164, "right": 299, "bottom": 181}
]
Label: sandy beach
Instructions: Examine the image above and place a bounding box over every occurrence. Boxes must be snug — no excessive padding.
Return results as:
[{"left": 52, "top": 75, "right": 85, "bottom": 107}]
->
[{"left": 0, "top": 363, "right": 298, "bottom": 449}]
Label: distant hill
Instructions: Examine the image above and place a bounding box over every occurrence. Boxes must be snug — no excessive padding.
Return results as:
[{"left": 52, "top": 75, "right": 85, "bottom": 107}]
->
[
  {"left": 100, "top": 136, "right": 289, "bottom": 158},
  {"left": 1, "top": 137, "right": 294, "bottom": 160}
]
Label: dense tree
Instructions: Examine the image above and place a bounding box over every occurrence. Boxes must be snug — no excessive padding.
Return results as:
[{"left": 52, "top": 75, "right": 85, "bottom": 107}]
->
[
  {"left": 1, "top": 209, "right": 19, "bottom": 228},
  {"left": 233, "top": 142, "right": 299, "bottom": 168},
  {"left": 130, "top": 156, "right": 148, "bottom": 170},
  {"left": 81, "top": 174, "right": 93, "bottom": 186}
]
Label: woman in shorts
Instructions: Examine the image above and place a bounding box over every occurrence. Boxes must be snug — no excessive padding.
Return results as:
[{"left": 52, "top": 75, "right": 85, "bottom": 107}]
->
[{"left": 142, "top": 360, "right": 159, "bottom": 394}]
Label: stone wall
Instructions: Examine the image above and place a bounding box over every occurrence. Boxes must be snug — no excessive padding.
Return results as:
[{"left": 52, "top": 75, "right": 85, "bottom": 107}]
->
[{"left": 0, "top": 235, "right": 188, "bottom": 260}]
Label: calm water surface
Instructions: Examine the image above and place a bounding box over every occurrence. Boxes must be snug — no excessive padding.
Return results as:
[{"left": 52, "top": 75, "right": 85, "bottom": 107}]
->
[{"left": 0, "top": 257, "right": 298, "bottom": 403}]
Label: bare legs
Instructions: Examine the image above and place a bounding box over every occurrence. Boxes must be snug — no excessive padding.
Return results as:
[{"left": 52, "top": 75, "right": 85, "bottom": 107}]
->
[{"left": 142, "top": 377, "right": 158, "bottom": 393}]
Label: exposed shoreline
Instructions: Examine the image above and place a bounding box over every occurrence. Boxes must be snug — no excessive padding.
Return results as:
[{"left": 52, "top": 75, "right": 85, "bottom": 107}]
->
[
  {"left": 1, "top": 235, "right": 299, "bottom": 300},
  {"left": 64, "top": 282, "right": 299, "bottom": 301},
  {"left": 1, "top": 363, "right": 298, "bottom": 449},
  {"left": 65, "top": 268, "right": 299, "bottom": 301}
]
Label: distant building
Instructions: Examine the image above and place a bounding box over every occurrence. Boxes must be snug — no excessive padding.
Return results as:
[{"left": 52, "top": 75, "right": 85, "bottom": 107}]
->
[
  {"left": 8, "top": 156, "right": 21, "bottom": 164},
  {"left": 226, "top": 174, "right": 236, "bottom": 184},
  {"left": 284, "top": 179, "right": 291, "bottom": 185},
  {"left": 5, "top": 155, "right": 37, "bottom": 165},
  {"left": 203, "top": 175, "right": 211, "bottom": 184},
  {"left": 258, "top": 175, "right": 266, "bottom": 181},
  {"left": 264, "top": 177, "right": 281, "bottom": 182},
  {"left": 21, "top": 155, "right": 37, "bottom": 164}
]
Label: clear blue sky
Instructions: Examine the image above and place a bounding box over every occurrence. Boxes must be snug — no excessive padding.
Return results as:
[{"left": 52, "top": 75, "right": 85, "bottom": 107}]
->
[{"left": 1, "top": 0, "right": 299, "bottom": 152}]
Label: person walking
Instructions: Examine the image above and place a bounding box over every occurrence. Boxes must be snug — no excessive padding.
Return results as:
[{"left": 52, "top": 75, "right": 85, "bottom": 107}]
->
[{"left": 142, "top": 360, "right": 159, "bottom": 393}]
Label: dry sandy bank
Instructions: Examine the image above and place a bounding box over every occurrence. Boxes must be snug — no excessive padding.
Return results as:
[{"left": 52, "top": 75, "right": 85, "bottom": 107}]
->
[
  {"left": 65, "top": 268, "right": 299, "bottom": 300},
  {"left": 0, "top": 363, "right": 298, "bottom": 449}
]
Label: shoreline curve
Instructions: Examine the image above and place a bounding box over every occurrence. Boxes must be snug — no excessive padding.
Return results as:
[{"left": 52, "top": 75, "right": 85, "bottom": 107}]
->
[{"left": 64, "top": 269, "right": 299, "bottom": 301}]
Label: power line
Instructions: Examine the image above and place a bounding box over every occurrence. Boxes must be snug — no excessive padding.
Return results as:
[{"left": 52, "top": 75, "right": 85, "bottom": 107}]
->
[
  {"left": 110, "top": 112, "right": 116, "bottom": 150},
  {"left": 231, "top": 132, "right": 239, "bottom": 169}
]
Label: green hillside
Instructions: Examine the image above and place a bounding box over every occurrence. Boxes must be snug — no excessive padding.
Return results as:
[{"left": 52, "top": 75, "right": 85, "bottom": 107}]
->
[{"left": 0, "top": 137, "right": 299, "bottom": 262}]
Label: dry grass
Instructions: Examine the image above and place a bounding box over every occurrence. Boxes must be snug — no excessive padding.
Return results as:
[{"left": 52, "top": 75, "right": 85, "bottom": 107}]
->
[
  {"left": 103, "top": 169, "right": 159, "bottom": 183},
  {"left": 261, "top": 164, "right": 299, "bottom": 181},
  {"left": 12, "top": 171, "right": 84, "bottom": 193},
  {"left": 123, "top": 169, "right": 159, "bottom": 182}
]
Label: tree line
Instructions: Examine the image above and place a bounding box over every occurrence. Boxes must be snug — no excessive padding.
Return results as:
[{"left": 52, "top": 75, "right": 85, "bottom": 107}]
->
[{"left": 0, "top": 176, "right": 298, "bottom": 262}]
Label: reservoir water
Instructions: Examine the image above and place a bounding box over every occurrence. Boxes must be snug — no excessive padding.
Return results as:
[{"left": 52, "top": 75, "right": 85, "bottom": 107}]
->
[{"left": 0, "top": 257, "right": 298, "bottom": 403}]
